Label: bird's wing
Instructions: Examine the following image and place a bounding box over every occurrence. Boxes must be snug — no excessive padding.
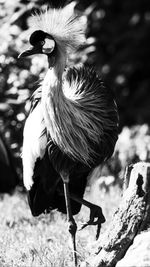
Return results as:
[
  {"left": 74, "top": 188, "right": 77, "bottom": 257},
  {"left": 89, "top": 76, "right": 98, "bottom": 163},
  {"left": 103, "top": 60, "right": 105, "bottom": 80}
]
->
[
  {"left": 23, "top": 87, "right": 91, "bottom": 216},
  {"left": 22, "top": 89, "right": 65, "bottom": 215},
  {"left": 27, "top": 148, "right": 61, "bottom": 216},
  {"left": 63, "top": 65, "right": 119, "bottom": 166},
  {"left": 22, "top": 89, "right": 47, "bottom": 190},
  {"left": 27, "top": 147, "right": 90, "bottom": 216}
]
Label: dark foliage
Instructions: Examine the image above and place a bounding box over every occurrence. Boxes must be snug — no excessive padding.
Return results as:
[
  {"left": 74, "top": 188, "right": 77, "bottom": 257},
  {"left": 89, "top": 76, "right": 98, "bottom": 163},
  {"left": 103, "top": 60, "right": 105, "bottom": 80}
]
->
[{"left": 0, "top": 132, "right": 19, "bottom": 192}]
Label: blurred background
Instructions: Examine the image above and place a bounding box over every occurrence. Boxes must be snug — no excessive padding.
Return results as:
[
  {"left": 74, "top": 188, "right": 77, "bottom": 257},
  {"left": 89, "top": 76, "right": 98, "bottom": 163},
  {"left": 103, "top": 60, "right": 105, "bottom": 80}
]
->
[
  {"left": 1, "top": 1, "right": 150, "bottom": 266},
  {"left": 0, "top": 0, "right": 150, "bottom": 189}
]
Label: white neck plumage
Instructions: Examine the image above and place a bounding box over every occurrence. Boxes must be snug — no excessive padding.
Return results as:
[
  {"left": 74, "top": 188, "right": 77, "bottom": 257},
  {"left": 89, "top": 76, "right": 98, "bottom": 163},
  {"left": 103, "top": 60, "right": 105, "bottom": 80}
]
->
[{"left": 41, "top": 53, "right": 68, "bottom": 149}]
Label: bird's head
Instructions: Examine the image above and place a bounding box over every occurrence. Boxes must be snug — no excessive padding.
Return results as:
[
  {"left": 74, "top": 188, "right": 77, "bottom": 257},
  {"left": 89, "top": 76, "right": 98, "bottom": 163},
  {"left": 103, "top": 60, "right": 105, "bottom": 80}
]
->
[
  {"left": 18, "top": 4, "right": 86, "bottom": 67},
  {"left": 18, "top": 30, "right": 56, "bottom": 67}
]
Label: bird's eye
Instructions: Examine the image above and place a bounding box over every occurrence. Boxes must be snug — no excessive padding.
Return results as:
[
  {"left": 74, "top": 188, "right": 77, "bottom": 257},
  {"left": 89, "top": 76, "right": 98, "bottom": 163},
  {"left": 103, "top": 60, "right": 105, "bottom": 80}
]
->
[{"left": 40, "top": 40, "right": 45, "bottom": 46}]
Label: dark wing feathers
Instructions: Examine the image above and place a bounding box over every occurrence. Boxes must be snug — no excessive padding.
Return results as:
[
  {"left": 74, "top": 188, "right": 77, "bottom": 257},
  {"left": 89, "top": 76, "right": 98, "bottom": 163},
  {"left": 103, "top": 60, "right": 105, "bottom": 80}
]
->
[
  {"left": 27, "top": 88, "right": 89, "bottom": 216},
  {"left": 28, "top": 147, "right": 89, "bottom": 216},
  {"left": 65, "top": 65, "right": 119, "bottom": 165}
]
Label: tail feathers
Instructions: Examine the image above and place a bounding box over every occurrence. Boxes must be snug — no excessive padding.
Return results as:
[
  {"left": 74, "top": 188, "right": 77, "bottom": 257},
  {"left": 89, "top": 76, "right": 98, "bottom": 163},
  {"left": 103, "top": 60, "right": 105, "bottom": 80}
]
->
[
  {"left": 28, "top": 175, "right": 88, "bottom": 216},
  {"left": 30, "top": 2, "right": 86, "bottom": 54},
  {"left": 27, "top": 151, "right": 89, "bottom": 216},
  {"left": 27, "top": 151, "right": 60, "bottom": 216}
]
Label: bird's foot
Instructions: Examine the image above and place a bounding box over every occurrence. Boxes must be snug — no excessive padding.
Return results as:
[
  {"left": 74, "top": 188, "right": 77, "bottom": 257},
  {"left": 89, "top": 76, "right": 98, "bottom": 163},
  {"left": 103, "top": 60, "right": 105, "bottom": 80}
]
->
[{"left": 80, "top": 204, "right": 105, "bottom": 240}]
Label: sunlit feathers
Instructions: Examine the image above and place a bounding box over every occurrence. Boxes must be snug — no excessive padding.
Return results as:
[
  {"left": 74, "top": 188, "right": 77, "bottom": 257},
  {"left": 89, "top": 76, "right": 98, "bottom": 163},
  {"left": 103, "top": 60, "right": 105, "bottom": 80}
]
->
[
  {"left": 31, "top": 3, "right": 86, "bottom": 55},
  {"left": 41, "top": 65, "right": 118, "bottom": 166},
  {"left": 22, "top": 100, "right": 47, "bottom": 190}
]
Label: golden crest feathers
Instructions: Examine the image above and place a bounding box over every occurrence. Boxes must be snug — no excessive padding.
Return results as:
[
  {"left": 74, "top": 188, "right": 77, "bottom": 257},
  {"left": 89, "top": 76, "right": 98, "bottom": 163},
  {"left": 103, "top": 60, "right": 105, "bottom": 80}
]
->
[{"left": 30, "top": 2, "right": 86, "bottom": 53}]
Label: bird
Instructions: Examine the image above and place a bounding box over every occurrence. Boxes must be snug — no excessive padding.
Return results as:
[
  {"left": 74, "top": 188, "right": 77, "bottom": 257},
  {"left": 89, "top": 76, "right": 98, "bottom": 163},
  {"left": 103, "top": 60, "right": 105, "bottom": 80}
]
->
[
  {"left": 19, "top": 3, "right": 119, "bottom": 265},
  {"left": 0, "top": 132, "right": 19, "bottom": 193}
]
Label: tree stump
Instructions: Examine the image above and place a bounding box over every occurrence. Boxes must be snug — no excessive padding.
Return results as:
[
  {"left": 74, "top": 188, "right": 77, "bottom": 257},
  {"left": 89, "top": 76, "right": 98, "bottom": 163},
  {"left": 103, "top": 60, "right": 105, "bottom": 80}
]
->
[{"left": 82, "top": 162, "right": 150, "bottom": 267}]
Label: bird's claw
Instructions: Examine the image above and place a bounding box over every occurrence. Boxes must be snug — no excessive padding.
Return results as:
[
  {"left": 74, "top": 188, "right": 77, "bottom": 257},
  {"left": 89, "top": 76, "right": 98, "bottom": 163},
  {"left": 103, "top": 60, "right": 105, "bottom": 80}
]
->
[{"left": 80, "top": 204, "right": 105, "bottom": 240}]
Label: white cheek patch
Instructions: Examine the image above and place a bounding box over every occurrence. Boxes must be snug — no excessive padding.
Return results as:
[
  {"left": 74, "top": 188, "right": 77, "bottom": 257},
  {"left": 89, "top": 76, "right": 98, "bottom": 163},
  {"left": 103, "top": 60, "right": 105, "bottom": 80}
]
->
[{"left": 42, "top": 38, "right": 55, "bottom": 54}]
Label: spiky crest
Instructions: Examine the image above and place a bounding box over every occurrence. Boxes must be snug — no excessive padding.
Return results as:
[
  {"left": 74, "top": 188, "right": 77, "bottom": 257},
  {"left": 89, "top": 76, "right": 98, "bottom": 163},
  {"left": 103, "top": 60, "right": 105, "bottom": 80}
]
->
[{"left": 30, "top": 3, "right": 86, "bottom": 56}]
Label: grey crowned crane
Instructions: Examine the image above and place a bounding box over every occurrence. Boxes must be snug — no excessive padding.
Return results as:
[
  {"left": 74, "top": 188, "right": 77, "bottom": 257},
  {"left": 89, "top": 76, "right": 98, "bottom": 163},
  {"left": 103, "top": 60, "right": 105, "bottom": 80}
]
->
[{"left": 19, "top": 4, "right": 119, "bottom": 265}]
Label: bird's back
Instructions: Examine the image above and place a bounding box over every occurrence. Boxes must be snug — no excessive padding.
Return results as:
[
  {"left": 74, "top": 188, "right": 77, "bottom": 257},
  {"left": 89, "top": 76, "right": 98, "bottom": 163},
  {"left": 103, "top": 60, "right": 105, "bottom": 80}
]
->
[{"left": 58, "top": 64, "right": 119, "bottom": 167}]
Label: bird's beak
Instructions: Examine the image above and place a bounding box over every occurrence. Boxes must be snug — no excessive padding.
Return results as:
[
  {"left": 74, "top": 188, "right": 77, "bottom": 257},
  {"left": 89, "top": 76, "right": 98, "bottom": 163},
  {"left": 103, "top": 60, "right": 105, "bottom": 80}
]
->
[{"left": 18, "top": 45, "right": 42, "bottom": 58}]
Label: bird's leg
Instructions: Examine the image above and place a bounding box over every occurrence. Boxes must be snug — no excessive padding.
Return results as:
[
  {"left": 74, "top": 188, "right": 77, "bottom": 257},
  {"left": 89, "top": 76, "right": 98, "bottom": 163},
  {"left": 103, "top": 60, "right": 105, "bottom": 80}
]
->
[
  {"left": 70, "top": 194, "right": 105, "bottom": 240},
  {"left": 61, "top": 172, "right": 77, "bottom": 267}
]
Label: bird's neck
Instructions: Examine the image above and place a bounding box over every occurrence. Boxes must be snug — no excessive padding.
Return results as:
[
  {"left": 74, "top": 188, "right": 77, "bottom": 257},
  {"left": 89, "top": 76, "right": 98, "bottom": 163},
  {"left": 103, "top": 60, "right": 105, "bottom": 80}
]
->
[
  {"left": 44, "top": 51, "right": 66, "bottom": 94},
  {"left": 41, "top": 54, "right": 67, "bottom": 140},
  {"left": 42, "top": 59, "right": 65, "bottom": 103}
]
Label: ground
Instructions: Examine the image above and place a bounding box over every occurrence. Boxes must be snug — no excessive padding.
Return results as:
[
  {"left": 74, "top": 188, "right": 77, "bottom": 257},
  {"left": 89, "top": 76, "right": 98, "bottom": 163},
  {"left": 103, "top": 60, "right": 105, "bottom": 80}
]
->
[{"left": 0, "top": 181, "right": 121, "bottom": 267}]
